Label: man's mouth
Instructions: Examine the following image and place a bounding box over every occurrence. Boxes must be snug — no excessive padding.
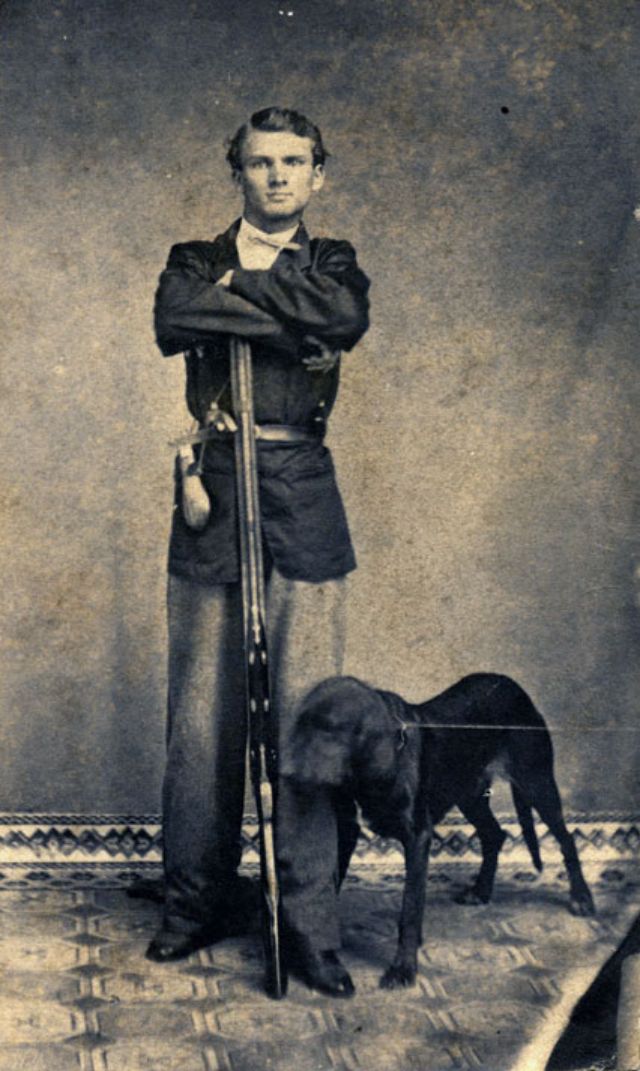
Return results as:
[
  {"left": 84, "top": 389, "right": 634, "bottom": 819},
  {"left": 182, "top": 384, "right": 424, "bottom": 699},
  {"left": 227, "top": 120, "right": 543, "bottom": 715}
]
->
[{"left": 267, "top": 193, "right": 291, "bottom": 200}]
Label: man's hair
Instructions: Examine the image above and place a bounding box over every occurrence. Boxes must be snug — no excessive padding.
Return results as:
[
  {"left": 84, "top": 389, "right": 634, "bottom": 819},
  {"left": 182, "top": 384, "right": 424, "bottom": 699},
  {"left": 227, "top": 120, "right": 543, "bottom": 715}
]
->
[{"left": 226, "top": 107, "right": 328, "bottom": 172}]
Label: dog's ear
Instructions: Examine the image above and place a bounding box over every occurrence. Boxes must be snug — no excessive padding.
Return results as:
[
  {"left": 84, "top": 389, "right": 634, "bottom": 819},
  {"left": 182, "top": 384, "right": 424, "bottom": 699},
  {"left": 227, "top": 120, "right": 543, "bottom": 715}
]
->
[
  {"left": 359, "top": 691, "right": 406, "bottom": 781},
  {"left": 362, "top": 728, "right": 400, "bottom": 782},
  {"left": 281, "top": 680, "right": 359, "bottom": 787}
]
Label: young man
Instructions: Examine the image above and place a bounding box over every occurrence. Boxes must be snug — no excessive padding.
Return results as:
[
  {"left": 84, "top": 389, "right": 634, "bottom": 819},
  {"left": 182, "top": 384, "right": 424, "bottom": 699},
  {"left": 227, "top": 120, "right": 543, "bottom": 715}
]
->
[{"left": 149, "top": 107, "right": 370, "bottom": 995}]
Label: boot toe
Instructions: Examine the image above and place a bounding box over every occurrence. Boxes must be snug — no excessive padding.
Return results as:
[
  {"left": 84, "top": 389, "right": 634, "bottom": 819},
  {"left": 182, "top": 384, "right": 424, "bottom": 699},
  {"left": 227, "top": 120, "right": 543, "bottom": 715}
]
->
[
  {"left": 146, "top": 929, "right": 212, "bottom": 962},
  {"left": 290, "top": 945, "right": 355, "bottom": 997}
]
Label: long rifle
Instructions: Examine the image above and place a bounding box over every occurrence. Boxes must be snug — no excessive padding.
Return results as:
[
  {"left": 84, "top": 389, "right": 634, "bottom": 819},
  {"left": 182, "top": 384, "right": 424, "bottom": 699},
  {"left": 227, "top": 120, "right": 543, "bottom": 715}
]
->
[{"left": 230, "top": 336, "right": 287, "bottom": 999}]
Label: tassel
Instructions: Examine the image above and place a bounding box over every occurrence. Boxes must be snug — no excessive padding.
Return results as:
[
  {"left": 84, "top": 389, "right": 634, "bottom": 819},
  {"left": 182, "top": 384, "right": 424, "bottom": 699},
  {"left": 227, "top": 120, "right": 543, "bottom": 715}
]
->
[{"left": 178, "top": 445, "right": 211, "bottom": 531}]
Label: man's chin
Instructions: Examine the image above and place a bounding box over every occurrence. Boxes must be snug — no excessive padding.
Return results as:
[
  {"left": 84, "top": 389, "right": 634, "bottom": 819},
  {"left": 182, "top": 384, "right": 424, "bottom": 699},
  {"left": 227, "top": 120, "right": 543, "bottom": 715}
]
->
[
  {"left": 265, "top": 203, "right": 297, "bottom": 218},
  {"left": 251, "top": 205, "right": 303, "bottom": 230}
]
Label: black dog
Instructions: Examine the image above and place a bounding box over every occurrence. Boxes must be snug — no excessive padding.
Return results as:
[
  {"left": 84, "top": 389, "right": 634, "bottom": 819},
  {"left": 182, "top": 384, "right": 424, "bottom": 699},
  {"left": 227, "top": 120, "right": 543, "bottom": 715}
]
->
[{"left": 286, "top": 672, "right": 595, "bottom": 990}]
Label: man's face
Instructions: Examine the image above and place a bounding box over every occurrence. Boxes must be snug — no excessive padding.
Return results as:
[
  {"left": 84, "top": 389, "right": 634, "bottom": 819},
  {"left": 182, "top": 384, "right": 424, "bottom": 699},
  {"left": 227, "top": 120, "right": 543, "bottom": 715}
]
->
[{"left": 234, "top": 129, "right": 325, "bottom": 232}]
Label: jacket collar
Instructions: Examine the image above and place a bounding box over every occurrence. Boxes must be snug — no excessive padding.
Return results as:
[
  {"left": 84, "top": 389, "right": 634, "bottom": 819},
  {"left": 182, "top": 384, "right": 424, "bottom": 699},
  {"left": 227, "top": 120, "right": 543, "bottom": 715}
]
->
[
  {"left": 288, "top": 220, "right": 312, "bottom": 269},
  {"left": 210, "top": 218, "right": 241, "bottom": 271}
]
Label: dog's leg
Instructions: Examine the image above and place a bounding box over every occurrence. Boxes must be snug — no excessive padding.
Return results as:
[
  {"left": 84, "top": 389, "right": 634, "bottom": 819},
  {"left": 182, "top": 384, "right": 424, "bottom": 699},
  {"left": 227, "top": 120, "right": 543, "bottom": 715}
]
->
[
  {"left": 454, "top": 794, "right": 507, "bottom": 905},
  {"left": 521, "top": 776, "right": 595, "bottom": 916},
  {"left": 380, "top": 826, "right": 432, "bottom": 989},
  {"left": 335, "top": 791, "right": 360, "bottom": 889}
]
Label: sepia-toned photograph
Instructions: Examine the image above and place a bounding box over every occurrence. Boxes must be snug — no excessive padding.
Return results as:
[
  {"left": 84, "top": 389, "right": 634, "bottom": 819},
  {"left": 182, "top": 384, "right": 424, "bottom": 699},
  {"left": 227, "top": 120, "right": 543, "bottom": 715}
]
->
[{"left": 1, "top": 1, "right": 639, "bottom": 1068}]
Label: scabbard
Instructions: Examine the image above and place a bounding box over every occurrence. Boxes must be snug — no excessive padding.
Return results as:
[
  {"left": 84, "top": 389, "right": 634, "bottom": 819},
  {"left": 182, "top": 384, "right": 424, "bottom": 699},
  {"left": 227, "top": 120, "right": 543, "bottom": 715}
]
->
[{"left": 230, "top": 336, "right": 287, "bottom": 1000}]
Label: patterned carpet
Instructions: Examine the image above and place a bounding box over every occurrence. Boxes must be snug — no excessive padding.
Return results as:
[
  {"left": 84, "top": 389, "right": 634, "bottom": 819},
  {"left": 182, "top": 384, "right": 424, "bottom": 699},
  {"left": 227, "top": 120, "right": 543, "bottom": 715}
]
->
[{"left": 0, "top": 862, "right": 637, "bottom": 1071}]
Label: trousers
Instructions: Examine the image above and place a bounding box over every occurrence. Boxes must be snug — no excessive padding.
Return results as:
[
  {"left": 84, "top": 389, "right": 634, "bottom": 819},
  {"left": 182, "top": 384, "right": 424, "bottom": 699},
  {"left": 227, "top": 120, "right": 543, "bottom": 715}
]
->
[{"left": 162, "top": 567, "right": 357, "bottom": 950}]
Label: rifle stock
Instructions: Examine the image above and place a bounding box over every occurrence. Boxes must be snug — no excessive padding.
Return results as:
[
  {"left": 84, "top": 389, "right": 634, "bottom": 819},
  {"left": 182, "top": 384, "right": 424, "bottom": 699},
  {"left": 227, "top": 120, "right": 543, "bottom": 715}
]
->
[{"left": 230, "top": 336, "right": 287, "bottom": 999}]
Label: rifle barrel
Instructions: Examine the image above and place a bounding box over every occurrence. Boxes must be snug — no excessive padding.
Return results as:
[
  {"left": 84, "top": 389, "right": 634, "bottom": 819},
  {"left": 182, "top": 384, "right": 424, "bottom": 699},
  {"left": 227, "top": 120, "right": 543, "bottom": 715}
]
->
[{"left": 230, "top": 337, "right": 287, "bottom": 999}]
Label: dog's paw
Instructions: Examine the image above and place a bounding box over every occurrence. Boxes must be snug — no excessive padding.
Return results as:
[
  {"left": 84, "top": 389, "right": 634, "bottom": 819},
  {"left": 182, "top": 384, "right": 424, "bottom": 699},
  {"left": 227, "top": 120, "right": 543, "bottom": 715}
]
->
[
  {"left": 379, "top": 963, "right": 417, "bottom": 989},
  {"left": 454, "top": 886, "right": 490, "bottom": 906},
  {"left": 569, "top": 889, "right": 596, "bottom": 917}
]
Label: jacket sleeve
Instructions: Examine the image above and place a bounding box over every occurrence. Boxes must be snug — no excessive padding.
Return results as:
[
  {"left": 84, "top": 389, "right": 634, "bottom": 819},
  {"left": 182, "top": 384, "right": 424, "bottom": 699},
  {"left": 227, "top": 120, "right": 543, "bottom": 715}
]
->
[
  {"left": 228, "top": 240, "right": 370, "bottom": 351},
  {"left": 154, "top": 243, "right": 301, "bottom": 357}
]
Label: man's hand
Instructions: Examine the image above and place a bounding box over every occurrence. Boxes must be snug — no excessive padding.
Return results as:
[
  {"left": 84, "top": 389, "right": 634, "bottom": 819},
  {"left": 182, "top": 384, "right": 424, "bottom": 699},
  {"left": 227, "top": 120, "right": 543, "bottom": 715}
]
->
[{"left": 302, "top": 334, "right": 341, "bottom": 373}]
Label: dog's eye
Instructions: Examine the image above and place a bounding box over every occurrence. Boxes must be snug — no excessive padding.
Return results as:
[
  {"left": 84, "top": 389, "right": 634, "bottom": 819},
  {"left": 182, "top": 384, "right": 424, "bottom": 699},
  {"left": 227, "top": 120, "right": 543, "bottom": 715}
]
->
[{"left": 313, "top": 717, "right": 335, "bottom": 733}]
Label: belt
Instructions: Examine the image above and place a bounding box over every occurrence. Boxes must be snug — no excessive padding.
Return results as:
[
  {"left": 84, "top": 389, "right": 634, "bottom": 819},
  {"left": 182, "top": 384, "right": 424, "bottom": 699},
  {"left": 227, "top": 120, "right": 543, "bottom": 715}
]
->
[
  {"left": 255, "top": 424, "right": 322, "bottom": 443},
  {"left": 169, "top": 422, "right": 323, "bottom": 450}
]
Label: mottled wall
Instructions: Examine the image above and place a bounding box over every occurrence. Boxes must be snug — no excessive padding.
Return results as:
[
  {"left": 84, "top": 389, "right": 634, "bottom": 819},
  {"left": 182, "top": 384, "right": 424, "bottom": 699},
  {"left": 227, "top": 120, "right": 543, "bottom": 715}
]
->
[{"left": 1, "top": 0, "right": 639, "bottom": 813}]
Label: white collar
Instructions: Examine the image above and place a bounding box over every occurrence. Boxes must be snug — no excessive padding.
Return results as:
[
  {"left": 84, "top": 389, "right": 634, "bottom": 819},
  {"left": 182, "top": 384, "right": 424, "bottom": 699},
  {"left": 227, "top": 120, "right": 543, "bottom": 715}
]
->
[{"left": 238, "top": 217, "right": 300, "bottom": 250}]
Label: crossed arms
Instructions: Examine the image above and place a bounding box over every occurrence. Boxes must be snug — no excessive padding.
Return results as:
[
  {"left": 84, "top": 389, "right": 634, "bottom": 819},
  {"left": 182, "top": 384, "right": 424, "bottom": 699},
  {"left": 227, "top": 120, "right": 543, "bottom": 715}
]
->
[{"left": 154, "top": 239, "right": 370, "bottom": 358}]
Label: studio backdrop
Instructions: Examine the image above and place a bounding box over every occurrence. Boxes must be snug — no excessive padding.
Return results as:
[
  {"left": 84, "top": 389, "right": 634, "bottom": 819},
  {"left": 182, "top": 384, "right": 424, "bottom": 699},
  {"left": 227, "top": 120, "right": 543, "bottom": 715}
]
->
[{"left": 1, "top": 0, "right": 639, "bottom": 873}]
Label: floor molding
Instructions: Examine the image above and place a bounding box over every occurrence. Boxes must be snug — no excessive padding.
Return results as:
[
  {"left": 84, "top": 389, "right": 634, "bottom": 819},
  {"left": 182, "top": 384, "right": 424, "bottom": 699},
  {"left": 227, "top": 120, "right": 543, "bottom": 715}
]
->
[{"left": 0, "top": 812, "right": 637, "bottom": 870}]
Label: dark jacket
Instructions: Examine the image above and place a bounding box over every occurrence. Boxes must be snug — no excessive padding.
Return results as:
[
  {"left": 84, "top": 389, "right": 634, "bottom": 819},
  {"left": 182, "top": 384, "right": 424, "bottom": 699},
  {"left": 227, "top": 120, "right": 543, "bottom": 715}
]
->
[{"left": 154, "top": 219, "right": 370, "bottom": 585}]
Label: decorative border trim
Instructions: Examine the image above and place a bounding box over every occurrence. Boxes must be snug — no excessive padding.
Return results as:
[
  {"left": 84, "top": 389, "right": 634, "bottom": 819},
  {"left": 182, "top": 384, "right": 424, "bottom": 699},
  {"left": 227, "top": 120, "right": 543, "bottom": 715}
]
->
[{"left": 0, "top": 813, "right": 638, "bottom": 868}]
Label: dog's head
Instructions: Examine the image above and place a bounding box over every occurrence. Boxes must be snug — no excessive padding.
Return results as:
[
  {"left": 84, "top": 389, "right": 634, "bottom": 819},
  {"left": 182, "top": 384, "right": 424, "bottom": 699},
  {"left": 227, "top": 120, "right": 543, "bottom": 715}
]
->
[{"left": 281, "top": 676, "right": 399, "bottom": 788}]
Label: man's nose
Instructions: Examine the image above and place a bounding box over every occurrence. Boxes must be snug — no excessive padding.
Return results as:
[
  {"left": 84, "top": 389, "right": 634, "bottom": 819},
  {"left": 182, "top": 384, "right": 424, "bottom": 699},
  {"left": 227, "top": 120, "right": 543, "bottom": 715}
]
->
[{"left": 268, "top": 164, "right": 287, "bottom": 186}]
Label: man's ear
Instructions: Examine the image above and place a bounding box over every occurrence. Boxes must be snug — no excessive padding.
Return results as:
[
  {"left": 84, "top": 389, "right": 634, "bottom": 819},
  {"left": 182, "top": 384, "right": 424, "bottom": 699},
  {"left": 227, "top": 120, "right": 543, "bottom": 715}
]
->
[
  {"left": 311, "top": 164, "right": 325, "bottom": 193},
  {"left": 232, "top": 169, "right": 244, "bottom": 192}
]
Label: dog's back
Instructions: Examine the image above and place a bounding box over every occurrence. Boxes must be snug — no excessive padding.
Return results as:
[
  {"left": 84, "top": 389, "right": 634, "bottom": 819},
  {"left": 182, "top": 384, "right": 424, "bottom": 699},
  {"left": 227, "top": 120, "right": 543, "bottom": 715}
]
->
[{"left": 413, "top": 672, "right": 545, "bottom": 731}]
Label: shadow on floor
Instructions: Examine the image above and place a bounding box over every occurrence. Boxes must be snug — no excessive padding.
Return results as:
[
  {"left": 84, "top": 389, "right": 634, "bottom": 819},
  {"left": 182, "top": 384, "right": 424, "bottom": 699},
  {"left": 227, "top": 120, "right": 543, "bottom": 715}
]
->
[{"left": 546, "top": 910, "right": 640, "bottom": 1070}]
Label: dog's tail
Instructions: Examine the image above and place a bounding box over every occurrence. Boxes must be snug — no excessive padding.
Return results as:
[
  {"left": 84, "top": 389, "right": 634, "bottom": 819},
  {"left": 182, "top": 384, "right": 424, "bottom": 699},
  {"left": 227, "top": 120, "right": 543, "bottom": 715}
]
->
[{"left": 511, "top": 785, "right": 543, "bottom": 872}]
